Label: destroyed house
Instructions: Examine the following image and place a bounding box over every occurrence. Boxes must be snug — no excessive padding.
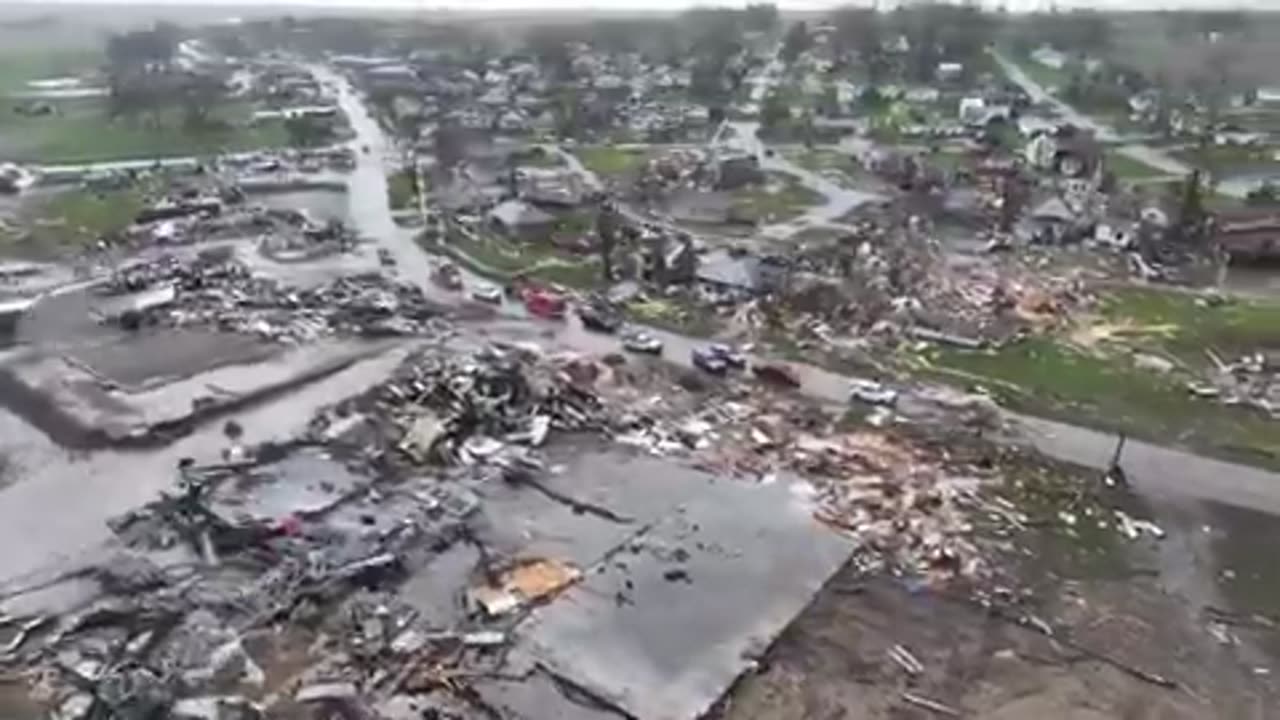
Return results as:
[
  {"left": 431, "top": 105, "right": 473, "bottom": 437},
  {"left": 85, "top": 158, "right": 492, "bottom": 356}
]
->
[
  {"left": 695, "top": 250, "right": 789, "bottom": 298},
  {"left": 0, "top": 296, "right": 34, "bottom": 345},
  {"left": 1216, "top": 211, "right": 1280, "bottom": 263},
  {"left": 517, "top": 169, "right": 586, "bottom": 207},
  {"left": 1053, "top": 129, "right": 1103, "bottom": 179},
  {"left": 136, "top": 197, "right": 223, "bottom": 224},
  {"left": 489, "top": 199, "right": 556, "bottom": 241}
]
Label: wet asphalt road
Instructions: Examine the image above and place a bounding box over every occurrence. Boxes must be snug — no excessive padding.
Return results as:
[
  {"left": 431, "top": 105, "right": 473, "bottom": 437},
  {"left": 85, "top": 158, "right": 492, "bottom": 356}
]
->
[{"left": 323, "top": 63, "right": 1280, "bottom": 520}]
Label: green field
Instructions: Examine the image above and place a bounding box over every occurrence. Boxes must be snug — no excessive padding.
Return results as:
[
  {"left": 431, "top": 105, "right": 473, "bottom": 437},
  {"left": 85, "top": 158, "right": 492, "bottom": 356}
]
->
[
  {"left": 0, "top": 48, "right": 101, "bottom": 93},
  {"left": 1, "top": 48, "right": 289, "bottom": 163},
  {"left": 0, "top": 99, "right": 289, "bottom": 164}
]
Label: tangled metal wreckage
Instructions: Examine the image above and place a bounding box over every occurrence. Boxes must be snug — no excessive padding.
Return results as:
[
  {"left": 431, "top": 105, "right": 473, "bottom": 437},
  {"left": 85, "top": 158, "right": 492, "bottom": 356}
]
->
[{"left": 3, "top": 343, "right": 1011, "bottom": 720}]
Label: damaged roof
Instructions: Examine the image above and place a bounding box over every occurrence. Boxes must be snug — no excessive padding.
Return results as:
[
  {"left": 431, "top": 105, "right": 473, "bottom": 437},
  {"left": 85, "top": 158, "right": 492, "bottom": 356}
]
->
[
  {"left": 489, "top": 199, "right": 556, "bottom": 228},
  {"left": 696, "top": 248, "right": 762, "bottom": 291}
]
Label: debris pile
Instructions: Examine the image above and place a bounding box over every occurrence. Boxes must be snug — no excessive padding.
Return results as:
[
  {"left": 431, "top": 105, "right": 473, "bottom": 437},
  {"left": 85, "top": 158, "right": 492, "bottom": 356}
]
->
[
  {"left": 100, "top": 255, "right": 447, "bottom": 342},
  {"left": 642, "top": 148, "right": 712, "bottom": 192},
  {"left": 778, "top": 221, "right": 1091, "bottom": 348},
  {"left": 1196, "top": 351, "right": 1280, "bottom": 419},
  {"left": 0, "top": 344, "right": 1010, "bottom": 717},
  {"left": 9, "top": 445, "right": 481, "bottom": 719},
  {"left": 314, "top": 345, "right": 606, "bottom": 467}
]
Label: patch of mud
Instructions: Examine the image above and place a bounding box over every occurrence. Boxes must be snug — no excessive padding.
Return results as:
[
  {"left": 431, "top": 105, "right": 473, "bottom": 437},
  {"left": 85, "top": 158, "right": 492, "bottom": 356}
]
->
[
  {"left": 717, "top": 451, "right": 1280, "bottom": 720},
  {"left": 717, "top": 568, "right": 1274, "bottom": 720}
]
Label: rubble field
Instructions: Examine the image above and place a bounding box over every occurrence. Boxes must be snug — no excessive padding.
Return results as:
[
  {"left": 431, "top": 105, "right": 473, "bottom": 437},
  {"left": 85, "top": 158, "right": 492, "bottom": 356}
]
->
[{"left": 0, "top": 340, "right": 1051, "bottom": 719}]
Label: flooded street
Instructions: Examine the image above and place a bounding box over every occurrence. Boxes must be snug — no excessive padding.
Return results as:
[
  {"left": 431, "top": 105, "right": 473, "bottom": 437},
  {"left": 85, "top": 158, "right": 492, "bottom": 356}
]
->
[{"left": 0, "top": 344, "right": 413, "bottom": 596}]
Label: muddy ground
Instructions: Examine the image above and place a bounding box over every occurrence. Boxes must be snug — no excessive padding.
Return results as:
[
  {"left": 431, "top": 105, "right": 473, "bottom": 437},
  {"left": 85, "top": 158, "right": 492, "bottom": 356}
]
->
[{"left": 717, "top": 477, "right": 1280, "bottom": 720}]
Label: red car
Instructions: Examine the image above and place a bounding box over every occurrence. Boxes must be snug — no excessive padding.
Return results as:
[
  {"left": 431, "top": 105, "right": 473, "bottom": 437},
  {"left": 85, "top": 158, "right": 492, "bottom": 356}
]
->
[{"left": 523, "top": 287, "right": 567, "bottom": 319}]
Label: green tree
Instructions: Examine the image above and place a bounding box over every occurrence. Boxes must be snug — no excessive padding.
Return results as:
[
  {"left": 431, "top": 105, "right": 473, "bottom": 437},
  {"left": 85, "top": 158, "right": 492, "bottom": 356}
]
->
[
  {"left": 595, "top": 201, "right": 621, "bottom": 281},
  {"left": 105, "top": 22, "right": 181, "bottom": 125},
  {"left": 831, "top": 6, "right": 882, "bottom": 69},
  {"left": 744, "top": 3, "right": 780, "bottom": 33},
  {"left": 179, "top": 72, "right": 227, "bottom": 129},
  {"left": 1174, "top": 170, "right": 1210, "bottom": 245},
  {"left": 760, "top": 90, "right": 791, "bottom": 131},
  {"left": 1246, "top": 181, "right": 1279, "bottom": 207},
  {"left": 434, "top": 120, "right": 468, "bottom": 175},
  {"left": 284, "top": 115, "right": 337, "bottom": 148},
  {"left": 781, "top": 21, "right": 813, "bottom": 63},
  {"left": 525, "top": 24, "right": 579, "bottom": 81},
  {"left": 553, "top": 86, "right": 581, "bottom": 140}
]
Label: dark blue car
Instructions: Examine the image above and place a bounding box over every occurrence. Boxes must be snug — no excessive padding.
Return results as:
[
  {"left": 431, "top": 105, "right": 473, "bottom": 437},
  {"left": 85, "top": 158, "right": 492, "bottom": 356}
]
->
[{"left": 692, "top": 347, "right": 728, "bottom": 374}]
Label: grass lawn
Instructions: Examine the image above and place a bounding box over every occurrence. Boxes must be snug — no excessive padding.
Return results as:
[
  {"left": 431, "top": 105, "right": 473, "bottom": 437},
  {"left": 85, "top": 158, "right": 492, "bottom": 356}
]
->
[
  {"left": 732, "top": 172, "right": 823, "bottom": 224},
  {"left": 0, "top": 99, "right": 289, "bottom": 164},
  {"left": 429, "top": 230, "right": 603, "bottom": 289},
  {"left": 917, "top": 286, "right": 1280, "bottom": 469},
  {"left": 923, "top": 337, "right": 1280, "bottom": 469},
  {"left": 624, "top": 296, "right": 720, "bottom": 337},
  {"left": 2, "top": 184, "right": 147, "bottom": 254},
  {"left": 1007, "top": 55, "right": 1071, "bottom": 95},
  {"left": 1105, "top": 151, "right": 1167, "bottom": 179},
  {"left": 1098, "top": 286, "right": 1280, "bottom": 365},
  {"left": 784, "top": 149, "right": 849, "bottom": 173},
  {"left": 577, "top": 146, "right": 647, "bottom": 177},
  {"left": 1170, "top": 144, "right": 1280, "bottom": 174},
  {"left": 386, "top": 169, "right": 419, "bottom": 211},
  {"left": 0, "top": 48, "right": 101, "bottom": 93}
]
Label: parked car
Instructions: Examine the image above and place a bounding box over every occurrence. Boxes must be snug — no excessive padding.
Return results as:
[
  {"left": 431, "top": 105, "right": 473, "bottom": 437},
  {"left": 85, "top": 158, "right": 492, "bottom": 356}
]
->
[
  {"left": 471, "top": 283, "right": 502, "bottom": 304},
  {"left": 523, "top": 287, "right": 567, "bottom": 319},
  {"left": 432, "top": 263, "right": 462, "bottom": 290},
  {"left": 579, "top": 305, "right": 622, "bottom": 333},
  {"left": 622, "top": 331, "right": 663, "bottom": 355},
  {"left": 691, "top": 347, "right": 728, "bottom": 374},
  {"left": 706, "top": 343, "right": 747, "bottom": 369},
  {"left": 752, "top": 362, "right": 801, "bottom": 388},
  {"left": 848, "top": 378, "right": 898, "bottom": 406}
]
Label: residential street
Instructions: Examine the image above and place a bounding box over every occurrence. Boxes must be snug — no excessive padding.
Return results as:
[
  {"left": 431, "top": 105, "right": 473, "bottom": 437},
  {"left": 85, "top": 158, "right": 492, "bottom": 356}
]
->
[
  {"left": 992, "top": 49, "right": 1120, "bottom": 142},
  {"left": 989, "top": 50, "right": 1235, "bottom": 192},
  {"left": 314, "top": 61, "right": 1280, "bottom": 523}
]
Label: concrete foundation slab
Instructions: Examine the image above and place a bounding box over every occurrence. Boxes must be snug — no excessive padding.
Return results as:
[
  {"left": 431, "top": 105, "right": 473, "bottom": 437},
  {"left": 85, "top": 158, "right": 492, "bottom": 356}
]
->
[{"left": 492, "top": 453, "right": 855, "bottom": 720}]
